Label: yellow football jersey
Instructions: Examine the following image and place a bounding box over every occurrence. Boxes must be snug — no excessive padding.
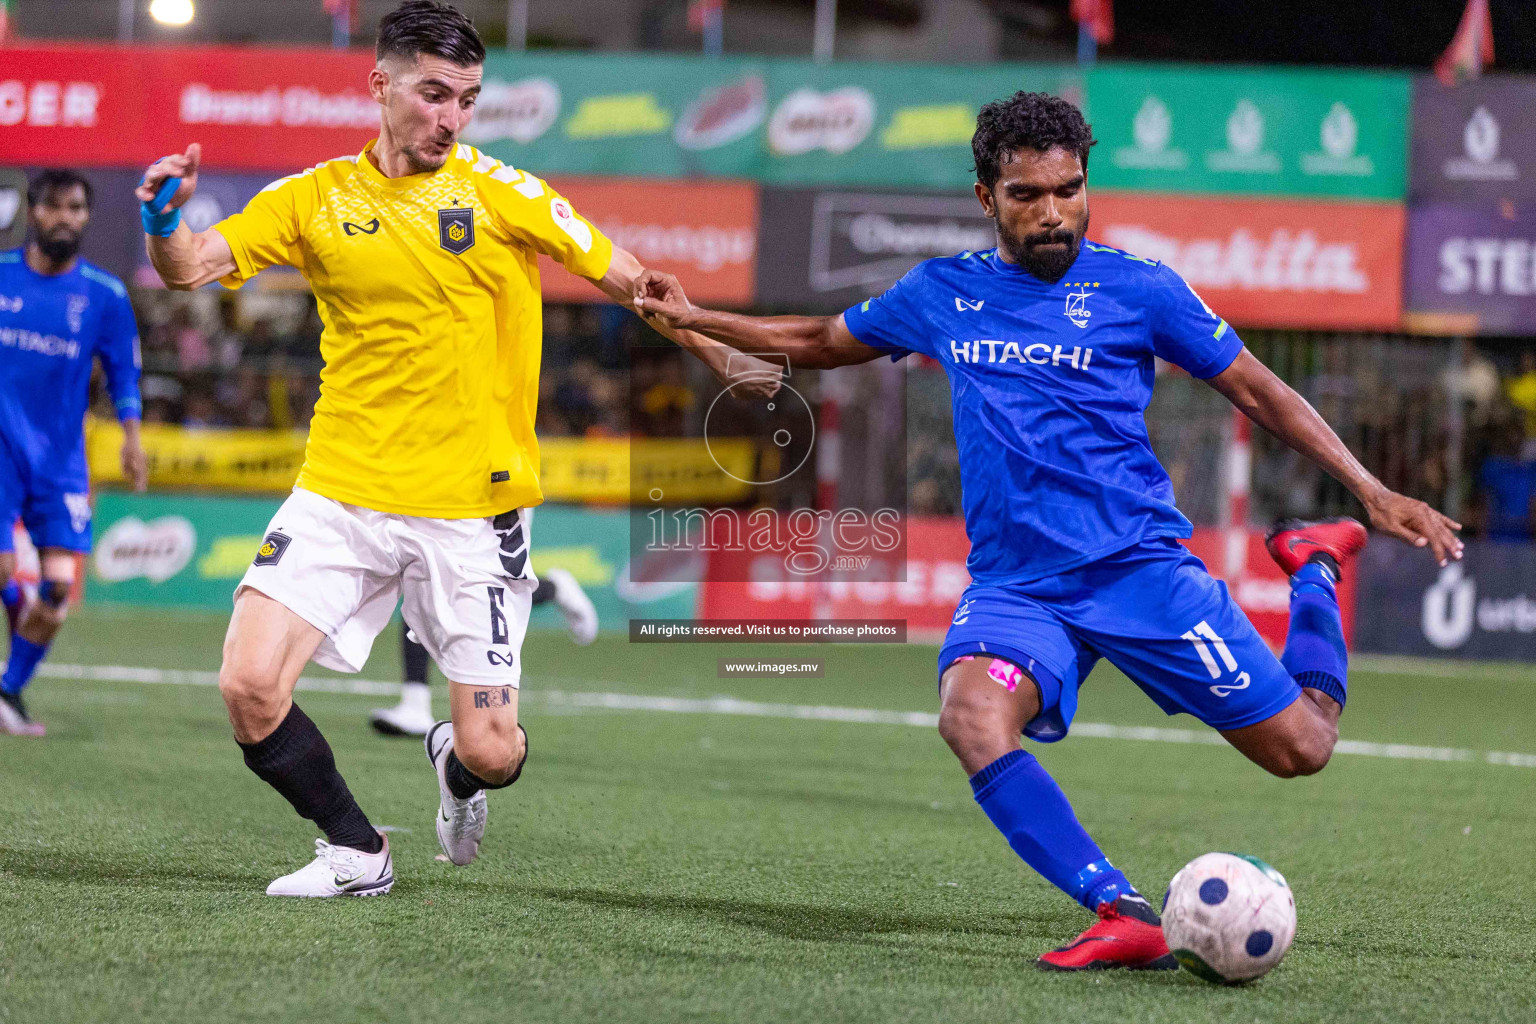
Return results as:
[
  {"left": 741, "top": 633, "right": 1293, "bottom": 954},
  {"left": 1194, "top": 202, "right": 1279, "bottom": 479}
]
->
[{"left": 213, "top": 140, "right": 613, "bottom": 517}]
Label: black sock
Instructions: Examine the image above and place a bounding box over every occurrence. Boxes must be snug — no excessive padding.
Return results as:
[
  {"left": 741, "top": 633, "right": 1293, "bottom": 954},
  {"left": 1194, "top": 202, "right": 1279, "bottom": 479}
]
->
[
  {"left": 239, "top": 703, "right": 382, "bottom": 854},
  {"left": 1306, "top": 551, "right": 1341, "bottom": 581},
  {"left": 445, "top": 725, "right": 528, "bottom": 799},
  {"left": 531, "top": 578, "right": 556, "bottom": 606},
  {"left": 401, "top": 630, "right": 431, "bottom": 686}
]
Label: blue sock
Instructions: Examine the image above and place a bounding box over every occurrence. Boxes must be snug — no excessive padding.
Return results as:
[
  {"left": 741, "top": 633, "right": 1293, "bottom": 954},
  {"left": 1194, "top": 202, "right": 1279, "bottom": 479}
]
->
[
  {"left": 1, "top": 581, "right": 19, "bottom": 613},
  {"left": 2, "top": 635, "right": 48, "bottom": 696},
  {"left": 970, "top": 749, "right": 1135, "bottom": 910},
  {"left": 1281, "top": 561, "right": 1348, "bottom": 709}
]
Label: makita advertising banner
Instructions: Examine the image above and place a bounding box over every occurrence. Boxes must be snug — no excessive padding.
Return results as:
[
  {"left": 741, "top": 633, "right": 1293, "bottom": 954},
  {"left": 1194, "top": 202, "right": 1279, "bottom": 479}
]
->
[
  {"left": 1356, "top": 541, "right": 1536, "bottom": 661},
  {"left": 756, "top": 187, "right": 1406, "bottom": 326},
  {"left": 1090, "top": 193, "right": 1405, "bottom": 330},
  {"left": 756, "top": 187, "right": 995, "bottom": 312},
  {"left": 1086, "top": 64, "right": 1411, "bottom": 200},
  {"left": 1409, "top": 74, "right": 1536, "bottom": 203},
  {"left": 1404, "top": 202, "right": 1536, "bottom": 335}
]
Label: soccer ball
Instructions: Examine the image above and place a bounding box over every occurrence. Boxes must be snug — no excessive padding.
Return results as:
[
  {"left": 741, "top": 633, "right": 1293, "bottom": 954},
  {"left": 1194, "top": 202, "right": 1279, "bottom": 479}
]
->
[{"left": 1162, "top": 852, "right": 1297, "bottom": 985}]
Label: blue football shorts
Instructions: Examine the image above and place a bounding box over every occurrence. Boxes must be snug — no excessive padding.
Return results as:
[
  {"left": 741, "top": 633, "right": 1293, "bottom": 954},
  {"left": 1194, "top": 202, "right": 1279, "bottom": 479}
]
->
[
  {"left": 938, "top": 537, "right": 1301, "bottom": 741},
  {"left": 0, "top": 456, "right": 93, "bottom": 553}
]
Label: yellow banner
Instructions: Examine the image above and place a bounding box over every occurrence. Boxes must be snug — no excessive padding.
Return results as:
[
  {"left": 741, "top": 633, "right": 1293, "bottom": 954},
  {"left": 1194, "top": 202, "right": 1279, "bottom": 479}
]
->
[
  {"left": 538, "top": 437, "right": 758, "bottom": 504},
  {"left": 89, "top": 422, "right": 758, "bottom": 504},
  {"left": 87, "top": 420, "right": 308, "bottom": 492}
]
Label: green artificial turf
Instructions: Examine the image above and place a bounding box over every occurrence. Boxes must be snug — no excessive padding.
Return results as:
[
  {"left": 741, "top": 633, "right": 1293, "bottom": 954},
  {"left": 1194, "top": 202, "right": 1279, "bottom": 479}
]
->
[{"left": 1, "top": 605, "right": 1533, "bottom": 1023}]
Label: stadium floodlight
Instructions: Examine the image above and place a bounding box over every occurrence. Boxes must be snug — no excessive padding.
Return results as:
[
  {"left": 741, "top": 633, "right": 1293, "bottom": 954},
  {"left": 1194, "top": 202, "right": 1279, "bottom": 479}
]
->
[{"left": 149, "top": 0, "right": 195, "bottom": 27}]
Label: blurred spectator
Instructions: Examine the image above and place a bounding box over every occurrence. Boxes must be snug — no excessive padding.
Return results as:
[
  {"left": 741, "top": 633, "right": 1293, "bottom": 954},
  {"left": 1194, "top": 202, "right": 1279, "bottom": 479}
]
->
[
  {"left": 209, "top": 299, "right": 245, "bottom": 371},
  {"left": 911, "top": 478, "right": 950, "bottom": 516},
  {"left": 554, "top": 358, "right": 601, "bottom": 434},
  {"left": 1508, "top": 348, "right": 1536, "bottom": 459},
  {"left": 183, "top": 390, "right": 227, "bottom": 429},
  {"left": 637, "top": 358, "right": 694, "bottom": 436},
  {"left": 1476, "top": 421, "right": 1536, "bottom": 542},
  {"left": 172, "top": 306, "right": 213, "bottom": 372},
  {"left": 1441, "top": 336, "right": 1501, "bottom": 428},
  {"left": 585, "top": 372, "right": 627, "bottom": 437},
  {"left": 139, "top": 375, "right": 184, "bottom": 424}
]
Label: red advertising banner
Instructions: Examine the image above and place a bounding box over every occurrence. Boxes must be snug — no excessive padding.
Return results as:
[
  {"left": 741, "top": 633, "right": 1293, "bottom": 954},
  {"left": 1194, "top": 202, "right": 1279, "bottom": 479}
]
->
[
  {"left": 698, "top": 516, "right": 971, "bottom": 638},
  {"left": 1090, "top": 192, "right": 1405, "bottom": 331},
  {"left": 0, "top": 44, "right": 378, "bottom": 171},
  {"left": 699, "top": 520, "right": 1356, "bottom": 651},
  {"left": 539, "top": 178, "right": 759, "bottom": 307}
]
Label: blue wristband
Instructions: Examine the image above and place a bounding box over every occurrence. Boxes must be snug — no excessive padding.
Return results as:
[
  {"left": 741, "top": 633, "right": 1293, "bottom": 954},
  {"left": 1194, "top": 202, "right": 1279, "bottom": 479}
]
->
[{"left": 140, "top": 171, "right": 183, "bottom": 237}]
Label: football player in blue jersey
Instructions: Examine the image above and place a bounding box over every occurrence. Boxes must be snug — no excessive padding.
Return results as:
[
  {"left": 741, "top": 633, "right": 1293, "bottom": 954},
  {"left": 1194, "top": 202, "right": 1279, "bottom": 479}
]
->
[
  {"left": 0, "top": 170, "right": 147, "bottom": 736},
  {"left": 633, "top": 92, "right": 1462, "bottom": 970}
]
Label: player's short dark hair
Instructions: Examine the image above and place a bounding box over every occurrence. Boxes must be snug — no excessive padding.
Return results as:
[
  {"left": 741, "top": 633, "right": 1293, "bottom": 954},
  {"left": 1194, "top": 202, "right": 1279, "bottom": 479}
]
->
[
  {"left": 972, "top": 91, "right": 1096, "bottom": 188},
  {"left": 28, "top": 168, "right": 93, "bottom": 210},
  {"left": 376, "top": 1, "right": 485, "bottom": 67}
]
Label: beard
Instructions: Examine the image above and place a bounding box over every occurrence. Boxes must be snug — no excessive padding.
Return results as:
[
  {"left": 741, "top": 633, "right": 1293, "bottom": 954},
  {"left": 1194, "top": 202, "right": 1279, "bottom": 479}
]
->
[
  {"left": 35, "top": 229, "right": 82, "bottom": 265},
  {"left": 402, "top": 144, "right": 451, "bottom": 174},
  {"left": 1000, "top": 209, "right": 1089, "bottom": 284}
]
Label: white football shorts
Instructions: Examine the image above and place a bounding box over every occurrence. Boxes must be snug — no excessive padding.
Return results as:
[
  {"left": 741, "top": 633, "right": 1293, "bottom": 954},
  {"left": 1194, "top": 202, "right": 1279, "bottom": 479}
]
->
[{"left": 237, "top": 487, "right": 536, "bottom": 687}]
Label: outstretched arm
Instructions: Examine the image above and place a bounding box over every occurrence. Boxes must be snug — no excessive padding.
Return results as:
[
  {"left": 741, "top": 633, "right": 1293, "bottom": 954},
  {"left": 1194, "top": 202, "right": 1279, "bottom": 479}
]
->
[
  {"left": 631, "top": 269, "right": 884, "bottom": 370},
  {"left": 136, "top": 144, "right": 237, "bottom": 291},
  {"left": 1208, "top": 348, "right": 1463, "bottom": 565},
  {"left": 593, "top": 250, "right": 782, "bottom": 398}
]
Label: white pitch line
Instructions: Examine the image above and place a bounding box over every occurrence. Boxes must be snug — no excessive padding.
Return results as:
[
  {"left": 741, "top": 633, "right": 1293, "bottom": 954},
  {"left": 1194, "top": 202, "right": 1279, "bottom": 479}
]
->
[{"left": 37, "top": 663, "right": 1536, "bottom": 769}]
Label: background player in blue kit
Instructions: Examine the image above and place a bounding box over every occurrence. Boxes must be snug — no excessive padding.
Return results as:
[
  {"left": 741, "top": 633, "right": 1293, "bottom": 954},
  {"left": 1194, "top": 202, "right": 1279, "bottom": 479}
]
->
[
  {"left": 0, "top": 170, "right": 147, "bottom": 737},
  {"left": 633, "top": 93, "right": 1463, "bottom": 970}
]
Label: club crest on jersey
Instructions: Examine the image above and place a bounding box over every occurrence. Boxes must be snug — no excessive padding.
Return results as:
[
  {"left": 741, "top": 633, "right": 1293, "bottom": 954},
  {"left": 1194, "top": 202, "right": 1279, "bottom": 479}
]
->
[
  {"left": 253, "top": 531, "right": 291, "bottom": 566},
  {"left": 1063, "top": 280, "right": 1098, "bottom": 329},
  {"left": 438, "top": 208, "right": 475, "bottom": 255},
  {"left": 67, "top": 294, "right": 88, "bottom": 334}
]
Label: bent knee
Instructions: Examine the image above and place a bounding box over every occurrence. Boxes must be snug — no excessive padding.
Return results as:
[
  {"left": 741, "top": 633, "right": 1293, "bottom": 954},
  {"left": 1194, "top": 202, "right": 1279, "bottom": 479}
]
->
[
  {"left": 218, "top": 661, "right": 286, "bottom": 722},
  {"left": 937, "top": 699, "right": 1016, "bottom": 771},
  {"left": 1266, "top": 730, "right": 1336, "bottom": 778},
  {"left": 454, "top": 723, "right": 526, "bottom": 783}
]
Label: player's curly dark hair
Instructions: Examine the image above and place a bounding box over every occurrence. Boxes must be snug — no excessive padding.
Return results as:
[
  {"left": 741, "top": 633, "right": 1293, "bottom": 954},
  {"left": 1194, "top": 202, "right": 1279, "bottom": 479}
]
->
[
  {"left": 377, "top": 0, "right": 485, "bottom": 67},
  {"left": 972, "top": 91, "right": 1096, "bottom": 188},
  {"left": 28, "top": 168, "right": 92, "bottom": 210}
]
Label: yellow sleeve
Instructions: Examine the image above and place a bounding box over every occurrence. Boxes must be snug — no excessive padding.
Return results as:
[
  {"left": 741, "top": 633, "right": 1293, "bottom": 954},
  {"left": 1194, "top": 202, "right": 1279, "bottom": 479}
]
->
[
  {"left": 211, "top": 172, "right": 313, "bottom": 289},
  {"left": 480, "top": 163, "right": 613, "bottom": 281}
]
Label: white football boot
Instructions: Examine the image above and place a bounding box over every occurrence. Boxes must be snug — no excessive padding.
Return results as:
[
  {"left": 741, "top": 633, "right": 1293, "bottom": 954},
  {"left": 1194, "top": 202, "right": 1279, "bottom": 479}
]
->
[
  {"left": 266, "top": 832, "right": 394, "bottom": 897},
  {"left": 0, "top": 690, "right": 45, "bottom": 737},
  {"left": 425, "top": 721, "right": 487, "bottom": 866},
  {"left": 370, "top": 682, "right": 434, "bottom": 737},
  {"left": 545, "top": 567, "right": 599, "bottom": 646}
]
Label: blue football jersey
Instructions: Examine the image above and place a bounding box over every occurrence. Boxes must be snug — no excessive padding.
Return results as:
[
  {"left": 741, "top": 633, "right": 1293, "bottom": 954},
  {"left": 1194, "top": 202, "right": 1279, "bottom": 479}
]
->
[
  {"left": 843, "top": 242, "right": 1242, "bottom": 586},
  {"left": 0, "top": 249, "right": 142, "bottom": 491}
]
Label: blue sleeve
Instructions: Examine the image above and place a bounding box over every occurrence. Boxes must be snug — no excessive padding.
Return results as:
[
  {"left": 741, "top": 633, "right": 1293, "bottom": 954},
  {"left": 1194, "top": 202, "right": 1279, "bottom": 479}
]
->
[
  {"left": 1148, "top": 263, "right": 1243, "bottom": 379},
  {"left": 98, "top": 288, "right": 143, "bottom": 420},
  {"left": 842, "top": 265, "right": 935, "bottom": 362}
]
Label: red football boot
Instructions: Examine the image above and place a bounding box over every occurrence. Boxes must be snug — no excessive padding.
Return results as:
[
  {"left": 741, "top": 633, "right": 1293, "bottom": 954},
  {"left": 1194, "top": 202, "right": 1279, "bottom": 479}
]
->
[
  {"left": 1264, "top": 517, "right": 1367, "bottom": 577},
  {"left": 1036, "top": 895, "right": 1178, "bottom": 971}
]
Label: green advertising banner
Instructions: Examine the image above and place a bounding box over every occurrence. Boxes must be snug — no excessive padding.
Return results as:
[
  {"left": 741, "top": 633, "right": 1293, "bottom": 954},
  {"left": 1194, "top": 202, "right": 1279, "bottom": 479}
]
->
[
  {"left": 464, "top": 52, "right": 1406, "bottom": 197},
  {"left": 757, "top": 60, "right": 1081, "bottom": 191},
  {"left": 87, "top": 492, "right": 694, "bottom": 633},
  {"left": 473, "top": 52, "right": 769, "bottom": 179},
  {"left": 1085, "top": 63, "right": 1410, "bottom": 200},
  {"left": 472, "top": 51, "right": 1079, "bottom": 191}
]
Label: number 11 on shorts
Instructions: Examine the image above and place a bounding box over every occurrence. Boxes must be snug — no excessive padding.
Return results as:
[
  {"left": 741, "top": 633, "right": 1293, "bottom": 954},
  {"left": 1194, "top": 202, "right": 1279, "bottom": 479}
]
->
[{"left": 1181, "top": 620, "right": 1237, "bottom": 679}]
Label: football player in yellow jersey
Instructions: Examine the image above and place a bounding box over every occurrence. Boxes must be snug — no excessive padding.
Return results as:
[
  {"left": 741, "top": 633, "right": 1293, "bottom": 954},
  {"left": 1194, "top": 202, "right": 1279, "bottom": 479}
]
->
[{"left": 135, "top": 1, "right": 777, "bottom": 897}]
